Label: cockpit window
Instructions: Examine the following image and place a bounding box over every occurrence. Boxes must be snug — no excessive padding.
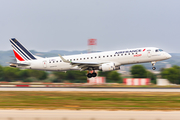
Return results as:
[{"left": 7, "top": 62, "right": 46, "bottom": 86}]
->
[
  {"left": 159, "top": 49, "right": 163, "bottom": 52},
  {"left": 155, "top": 49, "right": 163, "bottom": 52}
]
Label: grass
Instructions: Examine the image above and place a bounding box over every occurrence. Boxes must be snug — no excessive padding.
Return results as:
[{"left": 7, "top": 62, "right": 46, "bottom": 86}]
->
[{"left": 0, "top": 91, "right": 180, "bottom": 110}]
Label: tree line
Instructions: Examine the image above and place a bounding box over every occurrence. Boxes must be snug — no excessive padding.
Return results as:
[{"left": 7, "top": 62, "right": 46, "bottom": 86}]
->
[
  {"left": 0, "top": 66, "right": 48, "bottom": 82},
  {"left": 0, "top": 64, "right": 179, "bottom": 84},
  {"left": 130, "top": 65, "right": 180, "bottom": 84},
  {"left": 0, "top": 65, "right": 123, "bottom": 83},
  {"left": 161, "top": 65, "right": 180, "bottom": 84}
]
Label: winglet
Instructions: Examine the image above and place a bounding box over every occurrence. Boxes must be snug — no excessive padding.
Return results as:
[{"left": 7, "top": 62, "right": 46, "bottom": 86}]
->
[{"left": 58, "top": 54, "right": 71, "bottom": 63}]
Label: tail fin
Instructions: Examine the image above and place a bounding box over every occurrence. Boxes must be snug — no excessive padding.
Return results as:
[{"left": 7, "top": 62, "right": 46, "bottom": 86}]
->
[{"left": 10, "top": 38, "right": 36, "bottom": 61}]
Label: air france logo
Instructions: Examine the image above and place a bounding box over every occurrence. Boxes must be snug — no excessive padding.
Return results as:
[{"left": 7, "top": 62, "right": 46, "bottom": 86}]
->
[{"left": 115, "top": 49, "right": 142, "bottom": 54}]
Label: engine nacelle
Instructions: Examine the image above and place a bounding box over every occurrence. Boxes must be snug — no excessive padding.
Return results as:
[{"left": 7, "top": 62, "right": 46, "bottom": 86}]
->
[{"left": 99, "top": 62, "right": 115, "bottom": 72}]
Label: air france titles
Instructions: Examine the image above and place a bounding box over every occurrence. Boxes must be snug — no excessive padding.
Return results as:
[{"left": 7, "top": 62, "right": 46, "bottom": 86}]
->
[{"left": 115, "top": 49, "right": 142, "bottom": 55}]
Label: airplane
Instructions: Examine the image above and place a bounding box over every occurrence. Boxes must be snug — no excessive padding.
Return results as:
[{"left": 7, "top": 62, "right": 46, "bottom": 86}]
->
[{"left": 9, "top": 38, "right": 171, "bottom": 78}]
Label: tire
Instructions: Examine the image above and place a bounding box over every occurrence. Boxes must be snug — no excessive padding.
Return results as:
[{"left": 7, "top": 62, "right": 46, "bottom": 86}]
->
[
  {"left": 152, "top": 67, "right": 156, "bottom": 70},
  {"left": 87, "top": 73, "right": 92, "bottom": 78},
  {"left": 92, "top": 72, "right": 97, "bottom": 77}
]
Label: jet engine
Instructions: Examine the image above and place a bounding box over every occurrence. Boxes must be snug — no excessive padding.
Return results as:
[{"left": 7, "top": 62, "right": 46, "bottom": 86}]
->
[{"left": 99, "top": 62, "right": 116, "bottom": 71}]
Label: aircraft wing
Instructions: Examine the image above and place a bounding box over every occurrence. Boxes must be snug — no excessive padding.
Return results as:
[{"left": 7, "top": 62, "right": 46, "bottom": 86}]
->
[
  {"left": 71, "top": 62, "right": 102, "bottom": 71},
  {"left": 71, "top": 61, "right": 100, "bottom": 65},
  {"left": 58, "top": 54, "right": 102, "bottom": 71}
]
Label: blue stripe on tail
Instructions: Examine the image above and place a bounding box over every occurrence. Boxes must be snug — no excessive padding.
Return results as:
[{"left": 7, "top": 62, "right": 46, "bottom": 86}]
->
[
  {"left": 10, "top": 38, "right": 36, "bottom": 60},
  {"left": 10, "top": 40, "right": 30, "bottom": 60},
  {"left": 11, "top": 38, "right": 36, "bottom": 59}
]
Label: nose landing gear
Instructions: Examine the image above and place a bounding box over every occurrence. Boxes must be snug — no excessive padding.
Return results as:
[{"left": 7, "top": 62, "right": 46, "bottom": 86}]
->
[
  {"left": 151, "top": 61, "right": 156, "bottom": 70},
  {"left": 152, "top": 67, "right": 156, "bottom": 70}
]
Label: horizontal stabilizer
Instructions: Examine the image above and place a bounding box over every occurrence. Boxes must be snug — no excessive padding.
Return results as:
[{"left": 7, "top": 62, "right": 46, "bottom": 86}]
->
[{"left": 9, "top": 62, "right": 30, "bottom": 67}]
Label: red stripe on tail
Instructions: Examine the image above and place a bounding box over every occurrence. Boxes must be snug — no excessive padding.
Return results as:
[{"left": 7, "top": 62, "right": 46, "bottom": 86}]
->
[{"left": 13, "top": 50, "right": 25, "bottom": 61}]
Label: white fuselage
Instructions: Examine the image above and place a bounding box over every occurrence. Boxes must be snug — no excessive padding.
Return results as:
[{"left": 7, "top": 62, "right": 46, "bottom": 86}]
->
[{"left": 17, "top": 47, "right": 171, "bottom": 71}]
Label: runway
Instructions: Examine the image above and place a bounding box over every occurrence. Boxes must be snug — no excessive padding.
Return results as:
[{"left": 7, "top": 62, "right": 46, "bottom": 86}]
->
[
  {"left": 0, "top": 110, "right": 180, "bottom": 120},
  {"left": 1, "top": 87, "right": 180, "bottom": 92},
  {"left": 1, "top": 88, "right": 180, "bottom": 120}
]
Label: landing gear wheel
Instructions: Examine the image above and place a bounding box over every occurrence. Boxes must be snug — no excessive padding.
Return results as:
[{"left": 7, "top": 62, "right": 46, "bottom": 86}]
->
[
  {"left": 151, "top": 61, "right": 156, "bottom": 70},
  {"left": 152, "top": 67, "right": 156, "bottom": 70},
  {"left": 92, "top": 72, "right": 97, "bottom": 77},
  {"left": 87, "top": 73, "right": 92, "bottom": 78}
]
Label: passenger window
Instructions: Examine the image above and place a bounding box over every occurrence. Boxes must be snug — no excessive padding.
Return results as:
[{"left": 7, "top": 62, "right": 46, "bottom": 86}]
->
[
  {"left": 87, "top": 57, "right": 89, "bottom": 59},
  {"left": 99, "top": 56, "right": 101, "bottom": 58},
  {"left": 110, "top": 55, "right": 112, "bottom": 57},
  {"left": 114, "top": 55, "right": 116, "bottom": 57},
  {"left": 95, "top": 57, "right": 97, "bottom": 58},
  {"left": 80, "top": 58, "right": 82, "bottom": 60},
  {"left": 128, "top": 53, "right": 130, "bottom": 55},
  {"left": 77, "top": 59, "right": 78, "bottom": 60},
  {"left": 84, "top": 58, "right": 85, "bottom": 60},
  {"left": 91, "top": 57, "right": 93, "bottom": 59},
  {"left": 103, "top": 56, "right": 105, "bottom": 58},
  {"left": 107, "top": 55, "right": 109, "bottom": 57},
  {"left": 121, "top": 54, "right": 123, "bottom": 56}
]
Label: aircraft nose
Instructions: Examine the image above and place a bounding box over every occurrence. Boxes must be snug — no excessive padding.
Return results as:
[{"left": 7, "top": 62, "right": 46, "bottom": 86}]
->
[{"left": 166, "top": 53, "right": 172, "bottom": 59}]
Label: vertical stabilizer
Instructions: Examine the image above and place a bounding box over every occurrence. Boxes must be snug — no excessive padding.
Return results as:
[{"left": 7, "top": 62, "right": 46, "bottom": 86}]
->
[{"left": 10, "top": 38, "right": 36, "bottom": 61}]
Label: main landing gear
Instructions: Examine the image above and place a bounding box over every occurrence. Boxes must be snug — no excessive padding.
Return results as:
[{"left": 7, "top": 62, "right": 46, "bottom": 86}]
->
[
  {"left": 151, "top": 61, "right": 156, "bottom": 70},
  {"left": 87, "top": 69, "right": 97, "bottom": 78}
]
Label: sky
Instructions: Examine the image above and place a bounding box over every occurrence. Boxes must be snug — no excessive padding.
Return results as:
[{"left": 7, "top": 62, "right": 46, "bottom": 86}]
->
[{"left": 0, "top": 0, "right": 180, "bottom": 53}]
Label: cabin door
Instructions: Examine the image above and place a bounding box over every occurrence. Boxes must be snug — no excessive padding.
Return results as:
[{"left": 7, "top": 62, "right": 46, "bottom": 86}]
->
[
  {"left": 43, "top": 60, "right": 47, "bottom": 68},
  {"left": 147, "top": 50, "right": 152, "bottom": 58}
]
